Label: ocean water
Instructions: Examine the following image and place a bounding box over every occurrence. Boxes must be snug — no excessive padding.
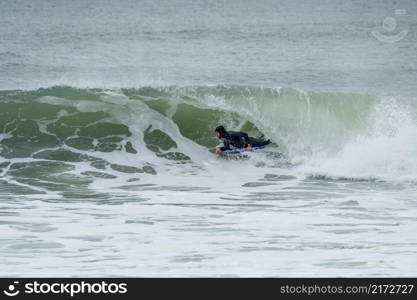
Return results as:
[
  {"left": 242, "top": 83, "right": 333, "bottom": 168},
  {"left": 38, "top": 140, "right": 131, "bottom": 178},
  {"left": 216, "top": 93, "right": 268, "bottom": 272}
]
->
[{"left": 1, "top": 0, "right": 417, "bottom": 277}]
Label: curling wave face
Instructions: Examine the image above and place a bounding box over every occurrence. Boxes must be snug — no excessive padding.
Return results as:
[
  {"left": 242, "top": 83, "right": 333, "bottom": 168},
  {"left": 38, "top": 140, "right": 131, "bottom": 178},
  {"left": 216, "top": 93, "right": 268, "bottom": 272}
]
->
[{"left": 1, "top": 85, "right": 417, "bottom": 199}]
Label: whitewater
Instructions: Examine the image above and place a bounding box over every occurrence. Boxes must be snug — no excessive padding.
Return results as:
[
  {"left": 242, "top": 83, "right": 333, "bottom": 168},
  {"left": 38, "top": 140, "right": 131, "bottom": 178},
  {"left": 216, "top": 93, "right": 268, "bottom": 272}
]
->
[{"left": 1, "top": 0, "right": 417, "bottom": 276}]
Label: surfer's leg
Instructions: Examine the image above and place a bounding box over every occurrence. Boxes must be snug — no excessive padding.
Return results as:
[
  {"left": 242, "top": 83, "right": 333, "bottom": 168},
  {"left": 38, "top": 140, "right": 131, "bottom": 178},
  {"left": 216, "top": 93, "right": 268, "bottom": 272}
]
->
[{"left": 248, "top": 137, "right": 270, "bottom": 147}]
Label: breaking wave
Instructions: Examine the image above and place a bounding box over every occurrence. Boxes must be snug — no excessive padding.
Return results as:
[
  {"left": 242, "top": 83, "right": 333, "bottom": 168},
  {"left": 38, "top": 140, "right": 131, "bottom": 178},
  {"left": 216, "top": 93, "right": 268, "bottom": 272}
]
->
[{"left": 1, "top": 85, "right": 416, "bottom": 195}]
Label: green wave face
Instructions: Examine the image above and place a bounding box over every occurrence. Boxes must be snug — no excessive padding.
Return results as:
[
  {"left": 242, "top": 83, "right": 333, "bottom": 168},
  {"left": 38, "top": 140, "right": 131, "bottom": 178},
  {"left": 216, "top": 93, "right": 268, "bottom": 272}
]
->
[
  {"left": 0, "top": 85, "right": 416, "bottom": 195},
  {"left": 0, "top": 86, "right": 268, "bottom": 161}
]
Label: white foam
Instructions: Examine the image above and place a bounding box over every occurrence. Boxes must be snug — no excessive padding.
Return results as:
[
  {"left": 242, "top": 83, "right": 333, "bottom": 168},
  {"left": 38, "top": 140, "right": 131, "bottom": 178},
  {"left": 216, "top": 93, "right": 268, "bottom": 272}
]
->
[{"left": 299, "top": 98, "right": 417, "bottom": 181}]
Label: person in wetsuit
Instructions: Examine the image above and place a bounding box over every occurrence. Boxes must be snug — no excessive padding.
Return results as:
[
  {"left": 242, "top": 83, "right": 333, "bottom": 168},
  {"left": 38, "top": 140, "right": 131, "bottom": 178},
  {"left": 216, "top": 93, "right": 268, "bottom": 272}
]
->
[{"left": 214, "top": 125, "right": 270, "bottom": 154}]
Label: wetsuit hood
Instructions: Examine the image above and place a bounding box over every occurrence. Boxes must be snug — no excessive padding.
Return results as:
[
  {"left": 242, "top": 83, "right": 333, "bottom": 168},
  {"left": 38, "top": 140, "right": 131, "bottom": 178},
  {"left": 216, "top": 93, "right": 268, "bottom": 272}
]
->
[{"left": 215, "top": 126, "right": 227, "bottom": 138}]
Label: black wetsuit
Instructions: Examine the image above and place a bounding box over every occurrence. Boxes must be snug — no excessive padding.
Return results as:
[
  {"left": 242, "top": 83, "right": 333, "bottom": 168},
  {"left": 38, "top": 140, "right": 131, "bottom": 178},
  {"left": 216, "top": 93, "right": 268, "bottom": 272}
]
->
[{"left": 218, "top": 131, "right": 270, "bottom": 151}]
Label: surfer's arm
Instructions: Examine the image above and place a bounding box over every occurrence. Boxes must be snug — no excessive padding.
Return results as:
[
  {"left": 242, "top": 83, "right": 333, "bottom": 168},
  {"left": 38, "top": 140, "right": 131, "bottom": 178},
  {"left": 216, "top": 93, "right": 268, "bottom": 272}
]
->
[
  {"left": 241, "top": 132, "right": 252, "bottom": 148},
  {"left": 238, "top": 133, "right": 254, "bottom": 150},
  {"left": 215, "top": 140, "right": 226, "bottom": 153}
]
